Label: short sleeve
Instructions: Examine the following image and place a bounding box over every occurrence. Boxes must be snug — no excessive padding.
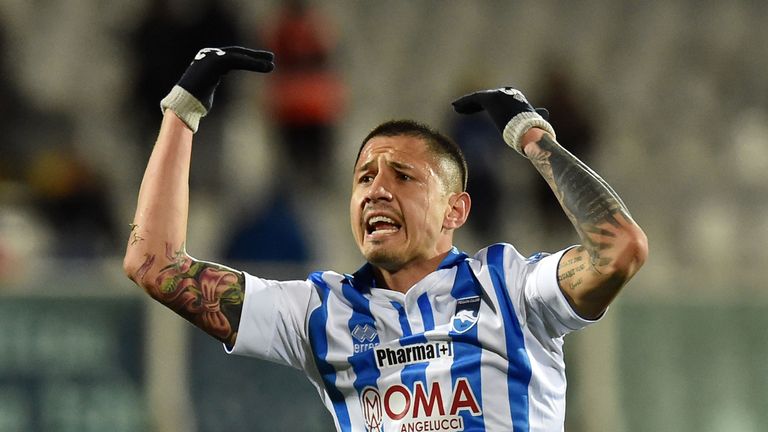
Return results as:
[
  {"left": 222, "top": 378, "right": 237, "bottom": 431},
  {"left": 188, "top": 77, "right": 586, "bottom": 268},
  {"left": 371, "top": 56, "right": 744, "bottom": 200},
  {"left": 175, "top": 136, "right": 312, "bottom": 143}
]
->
[
  {"left": 524, "top": 247, "right": 602, "bottom": 338},
  {"left": 225, "top": 272, "right": 318, "bottom": 370}
]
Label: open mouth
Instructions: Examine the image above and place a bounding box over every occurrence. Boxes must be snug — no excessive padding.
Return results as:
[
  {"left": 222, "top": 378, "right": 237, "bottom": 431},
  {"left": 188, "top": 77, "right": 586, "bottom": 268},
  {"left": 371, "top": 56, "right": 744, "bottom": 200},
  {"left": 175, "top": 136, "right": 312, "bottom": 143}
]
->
[{"left": 366, "top": 215, "right": 402, "bottom": 235}]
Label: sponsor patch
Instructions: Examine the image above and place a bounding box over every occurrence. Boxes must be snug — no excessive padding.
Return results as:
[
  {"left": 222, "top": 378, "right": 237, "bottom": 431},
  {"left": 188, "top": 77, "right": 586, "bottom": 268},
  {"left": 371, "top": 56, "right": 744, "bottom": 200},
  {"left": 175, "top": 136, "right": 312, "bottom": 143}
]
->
[
  {"left": 375, "top": 341, "right": 453, "bottom": 368},
  {"left": 361, "top": 387, "right": 384, "bottom": 432},
  {"left": 360, "top": 379, "right": 481, "bottom": 432}
]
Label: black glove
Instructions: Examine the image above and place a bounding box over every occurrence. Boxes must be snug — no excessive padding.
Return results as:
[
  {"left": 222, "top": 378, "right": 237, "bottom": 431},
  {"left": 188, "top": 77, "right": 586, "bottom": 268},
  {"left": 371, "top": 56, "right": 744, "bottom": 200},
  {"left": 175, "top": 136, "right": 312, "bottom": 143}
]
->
[
  {"left": 452, "top": 87, "right": 555, "bottom": 155},
  {"left": 161, "top": 47, "right": 275, "bottom": 132}
]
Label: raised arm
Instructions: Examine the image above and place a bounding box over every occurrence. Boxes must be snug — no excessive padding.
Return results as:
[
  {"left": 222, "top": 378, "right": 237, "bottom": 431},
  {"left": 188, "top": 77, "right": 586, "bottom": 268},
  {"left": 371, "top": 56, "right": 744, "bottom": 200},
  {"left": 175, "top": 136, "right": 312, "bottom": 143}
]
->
[
  {"left": 453, "top": 87, "right": 647, "bottom": 319},
  {"left": 520, "top": 127, "right": 647, "bottom": 318},
  {"left": 123, "top": 47, "right": 274, "bottom": 345}
]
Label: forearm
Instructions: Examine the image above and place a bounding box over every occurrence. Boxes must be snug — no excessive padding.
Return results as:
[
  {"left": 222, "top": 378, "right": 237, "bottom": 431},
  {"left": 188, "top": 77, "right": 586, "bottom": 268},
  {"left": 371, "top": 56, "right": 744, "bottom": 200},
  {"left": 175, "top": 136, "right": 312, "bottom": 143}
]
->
[
  {"left": 521, "top": 128, "right": 631, "bottom": 251},
  {"left": 124, "top": 112, "right": 193, "bottom": 287},
  {"left": 521, "top": 128, "right": 647, "bottom": 315}
]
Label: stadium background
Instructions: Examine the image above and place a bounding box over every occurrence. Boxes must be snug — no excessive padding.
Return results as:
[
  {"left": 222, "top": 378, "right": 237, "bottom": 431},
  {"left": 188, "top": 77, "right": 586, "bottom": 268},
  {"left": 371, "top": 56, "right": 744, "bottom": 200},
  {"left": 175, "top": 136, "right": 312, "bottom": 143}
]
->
[{"left": 1, "top": 0, "right": 767, "bottom": 431}]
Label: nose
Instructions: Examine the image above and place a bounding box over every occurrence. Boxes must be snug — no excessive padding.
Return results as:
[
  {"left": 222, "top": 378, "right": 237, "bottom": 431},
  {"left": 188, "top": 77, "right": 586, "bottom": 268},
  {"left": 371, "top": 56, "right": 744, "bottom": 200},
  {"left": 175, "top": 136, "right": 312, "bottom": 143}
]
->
[{"left": 365, "top": 174, "right": 393, "bottom": 203}]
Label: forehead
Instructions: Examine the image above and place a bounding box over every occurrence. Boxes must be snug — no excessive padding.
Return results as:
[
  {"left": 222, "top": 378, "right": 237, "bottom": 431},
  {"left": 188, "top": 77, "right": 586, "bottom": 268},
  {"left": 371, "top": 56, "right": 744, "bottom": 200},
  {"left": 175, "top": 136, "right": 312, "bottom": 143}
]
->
[{"left": 355, "top": 135, "right": 434, "bottom": 169}]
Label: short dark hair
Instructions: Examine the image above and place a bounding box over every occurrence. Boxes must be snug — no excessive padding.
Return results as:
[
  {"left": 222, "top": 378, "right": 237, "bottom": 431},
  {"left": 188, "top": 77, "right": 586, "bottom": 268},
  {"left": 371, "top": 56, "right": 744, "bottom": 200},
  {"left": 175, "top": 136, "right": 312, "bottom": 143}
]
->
[{"left": 355, "top": 119, "right": 468, "bottom": 192}]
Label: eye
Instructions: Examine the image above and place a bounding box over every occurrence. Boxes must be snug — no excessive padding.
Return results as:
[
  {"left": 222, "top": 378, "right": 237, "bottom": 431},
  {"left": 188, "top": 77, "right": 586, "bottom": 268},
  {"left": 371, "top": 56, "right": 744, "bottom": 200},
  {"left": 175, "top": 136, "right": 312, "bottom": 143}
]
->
[
  {"left": 358, "top": 174, "right": 374, "bottom": 184},
  {"left": 397, "top": 173, "right": 412, "bottom": 181}
]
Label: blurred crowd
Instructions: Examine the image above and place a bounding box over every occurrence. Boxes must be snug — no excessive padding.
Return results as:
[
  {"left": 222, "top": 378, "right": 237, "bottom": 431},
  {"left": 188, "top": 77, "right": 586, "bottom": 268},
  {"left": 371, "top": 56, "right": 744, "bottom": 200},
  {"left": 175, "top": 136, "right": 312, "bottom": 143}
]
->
[
  {"left": 1, "top": 0, "right": 767, "bottom": 292},
  {"left": 0, "top": 0, "right": 350, "bottom": 280},
  {"left": 0, "top": 0, "right": 586, "bottom": 281}
]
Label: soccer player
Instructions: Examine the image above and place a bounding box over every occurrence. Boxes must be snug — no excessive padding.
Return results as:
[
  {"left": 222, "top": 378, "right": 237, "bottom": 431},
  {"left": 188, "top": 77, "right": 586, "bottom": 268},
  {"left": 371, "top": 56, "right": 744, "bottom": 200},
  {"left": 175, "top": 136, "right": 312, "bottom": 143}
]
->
[{"left": 123, "top": 47, "right": 648, "bottom": 431}]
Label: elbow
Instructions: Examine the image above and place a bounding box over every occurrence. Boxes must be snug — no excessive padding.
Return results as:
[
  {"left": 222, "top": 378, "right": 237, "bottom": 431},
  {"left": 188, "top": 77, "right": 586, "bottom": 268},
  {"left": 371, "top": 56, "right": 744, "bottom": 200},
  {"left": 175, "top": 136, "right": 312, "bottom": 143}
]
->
[
  {"left": 629, "top": 225, "right": 649, "bottom": 269},
  {"left": 122, "top": 254, "right": 138, "bottom": 283},
  {"left": 613, "top": 225, "right": 649, "bottom": 278},
  {"left": 123, "top": 245, "right": 146, "bottom": 282},
  {"left": 122, "top": 247, "right": 141, "bottom": 282},
  {"left": 122, "top": 248, "right": 158, "bottom": 295}
]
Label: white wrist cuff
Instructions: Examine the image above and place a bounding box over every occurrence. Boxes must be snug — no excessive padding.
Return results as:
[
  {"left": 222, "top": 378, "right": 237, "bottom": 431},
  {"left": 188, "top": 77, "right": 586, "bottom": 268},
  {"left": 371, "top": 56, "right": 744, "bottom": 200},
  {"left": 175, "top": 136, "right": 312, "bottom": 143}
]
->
[
  {"left": 160, "top": 85, "right": 208, "bottom": 133},
  {"left": 502, "top": 111, "right": 556, "bottom": 156}
]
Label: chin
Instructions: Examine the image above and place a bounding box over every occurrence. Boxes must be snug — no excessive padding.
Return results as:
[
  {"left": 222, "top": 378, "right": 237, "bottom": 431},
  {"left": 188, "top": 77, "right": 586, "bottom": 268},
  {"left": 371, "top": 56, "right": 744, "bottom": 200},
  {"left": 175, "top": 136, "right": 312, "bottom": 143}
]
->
[{"left": 363, "top": 248, "right": 405, "bottom": 271}]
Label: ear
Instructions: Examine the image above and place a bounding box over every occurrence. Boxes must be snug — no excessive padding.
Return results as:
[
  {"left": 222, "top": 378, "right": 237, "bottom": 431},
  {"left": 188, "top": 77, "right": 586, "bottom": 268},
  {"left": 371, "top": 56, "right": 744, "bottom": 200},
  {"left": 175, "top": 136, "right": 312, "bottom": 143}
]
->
[{"left": 443, "top": 192, "right": 471, "bottom": 230}]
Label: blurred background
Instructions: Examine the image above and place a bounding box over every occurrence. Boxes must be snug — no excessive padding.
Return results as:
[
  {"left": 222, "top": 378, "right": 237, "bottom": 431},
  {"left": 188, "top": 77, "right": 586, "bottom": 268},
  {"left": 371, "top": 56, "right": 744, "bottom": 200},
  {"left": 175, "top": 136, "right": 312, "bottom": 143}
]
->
[{"left": 1, "top": 0, "right": 767, "bottom": 431}]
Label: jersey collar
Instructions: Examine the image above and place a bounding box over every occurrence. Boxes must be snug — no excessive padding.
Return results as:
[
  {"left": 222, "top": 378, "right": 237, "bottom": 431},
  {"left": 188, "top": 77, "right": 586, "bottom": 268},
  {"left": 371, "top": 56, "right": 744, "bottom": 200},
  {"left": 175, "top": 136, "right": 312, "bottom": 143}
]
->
[{"left": 345, "top": 246, "right": 468, "bottom": 292}]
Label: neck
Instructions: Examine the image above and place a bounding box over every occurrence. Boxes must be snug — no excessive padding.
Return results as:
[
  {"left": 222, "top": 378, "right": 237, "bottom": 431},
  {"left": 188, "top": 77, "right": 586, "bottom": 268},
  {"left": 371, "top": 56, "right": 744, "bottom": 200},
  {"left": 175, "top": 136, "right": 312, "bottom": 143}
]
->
[{"left": 373, "top": 250, "right": 451, "bottom": 294}]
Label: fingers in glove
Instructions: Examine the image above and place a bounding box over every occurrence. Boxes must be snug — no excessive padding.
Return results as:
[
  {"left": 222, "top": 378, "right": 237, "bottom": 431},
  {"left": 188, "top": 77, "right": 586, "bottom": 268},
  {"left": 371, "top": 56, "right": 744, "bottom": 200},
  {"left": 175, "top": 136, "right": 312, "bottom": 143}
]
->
[
  {"left": 451, "top": 93, "right": 485, "bottom": 114},
  {"left": 222, "top": 47, "right": 275, "bottom": 73},
  {"left": 222, "top": 46, "right": 275, "bottom": 61}
]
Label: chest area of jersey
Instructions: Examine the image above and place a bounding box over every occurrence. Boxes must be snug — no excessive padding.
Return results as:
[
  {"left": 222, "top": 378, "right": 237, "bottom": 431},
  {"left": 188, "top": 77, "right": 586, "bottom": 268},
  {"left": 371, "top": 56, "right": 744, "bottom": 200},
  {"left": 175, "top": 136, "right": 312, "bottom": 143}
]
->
[
  {"left": 326, "top": 292, "right": 495, "bottom": 366},
  {"left": 319, "top": 292, "right": 509, "bottom": 432}
]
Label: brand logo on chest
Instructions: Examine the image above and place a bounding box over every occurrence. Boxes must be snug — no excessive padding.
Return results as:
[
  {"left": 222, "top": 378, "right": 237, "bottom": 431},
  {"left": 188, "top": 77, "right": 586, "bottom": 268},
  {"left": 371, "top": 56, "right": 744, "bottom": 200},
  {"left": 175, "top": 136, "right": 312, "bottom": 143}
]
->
[{"left": 351, "top": 323, "right": 378, "bottom": 353}]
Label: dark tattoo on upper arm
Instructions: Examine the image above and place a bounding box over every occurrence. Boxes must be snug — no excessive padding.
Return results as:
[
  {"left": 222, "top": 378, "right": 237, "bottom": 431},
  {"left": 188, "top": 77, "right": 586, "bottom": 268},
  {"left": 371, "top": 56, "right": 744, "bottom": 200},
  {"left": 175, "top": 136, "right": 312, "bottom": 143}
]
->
[
  {"left": 132, "top": 243, "right": 245, "bottom": 345},
  {"left": 528, "top": 135, "right": 632, "bottom": 274},
  {"left": 557, "top": 248, "right": 587, "bottom": 290}
]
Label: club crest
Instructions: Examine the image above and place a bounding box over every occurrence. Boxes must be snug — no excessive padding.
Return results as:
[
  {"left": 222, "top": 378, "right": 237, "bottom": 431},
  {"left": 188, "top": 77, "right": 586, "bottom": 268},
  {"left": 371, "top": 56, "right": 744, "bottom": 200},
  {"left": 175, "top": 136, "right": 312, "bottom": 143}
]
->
[{"left": 451, "top": 296, "right": 480, "bottom": 333}]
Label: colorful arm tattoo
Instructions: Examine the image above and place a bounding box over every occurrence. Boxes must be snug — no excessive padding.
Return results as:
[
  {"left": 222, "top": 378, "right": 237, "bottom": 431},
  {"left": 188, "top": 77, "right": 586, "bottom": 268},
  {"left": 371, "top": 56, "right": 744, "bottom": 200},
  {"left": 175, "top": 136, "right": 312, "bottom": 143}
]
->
[{"left": 132, "top": 243, "right": 245, "bottom": 346}]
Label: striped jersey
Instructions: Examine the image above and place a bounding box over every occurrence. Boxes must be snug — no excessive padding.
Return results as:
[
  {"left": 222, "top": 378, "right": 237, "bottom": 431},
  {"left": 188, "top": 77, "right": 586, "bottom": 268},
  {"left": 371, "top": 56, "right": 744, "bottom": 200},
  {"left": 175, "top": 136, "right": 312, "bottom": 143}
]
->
[{"left": 228, "top": 243, "right": 599, "bottom": 431}]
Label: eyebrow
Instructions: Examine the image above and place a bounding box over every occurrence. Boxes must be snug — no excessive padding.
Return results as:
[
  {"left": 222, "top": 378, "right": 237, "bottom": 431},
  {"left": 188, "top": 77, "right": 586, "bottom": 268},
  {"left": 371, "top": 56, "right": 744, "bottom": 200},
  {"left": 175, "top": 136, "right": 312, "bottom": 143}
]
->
[{"left": 355, "top": 159, "right": 416, "bottom": 173}]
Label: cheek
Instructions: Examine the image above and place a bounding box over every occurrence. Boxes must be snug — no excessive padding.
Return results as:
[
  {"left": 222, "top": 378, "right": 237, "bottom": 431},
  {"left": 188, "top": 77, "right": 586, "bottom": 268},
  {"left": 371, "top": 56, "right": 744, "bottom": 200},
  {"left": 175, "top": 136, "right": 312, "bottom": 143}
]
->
[
  {"left": 413, "top": 185, "right": 442, "bottom": 237},
  {"left": 349, "top": 197, "right": 361, "bottom": 235},
  {"left": 421, "top": 169, "right": 448, "bottom": 233}
]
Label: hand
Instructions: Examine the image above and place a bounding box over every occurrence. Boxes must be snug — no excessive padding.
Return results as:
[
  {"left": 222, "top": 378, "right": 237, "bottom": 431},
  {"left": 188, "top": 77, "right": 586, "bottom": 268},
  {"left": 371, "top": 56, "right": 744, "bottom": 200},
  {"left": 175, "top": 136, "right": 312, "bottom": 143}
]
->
[
  {"left": 178, "top": 47, "right": 274, "bottom": 111},
  {"left": 452, "top": 87, "right": 555, "bottom": 156},
  {"left": 161, "top": 47, "right": 275, "bottom": 132}
]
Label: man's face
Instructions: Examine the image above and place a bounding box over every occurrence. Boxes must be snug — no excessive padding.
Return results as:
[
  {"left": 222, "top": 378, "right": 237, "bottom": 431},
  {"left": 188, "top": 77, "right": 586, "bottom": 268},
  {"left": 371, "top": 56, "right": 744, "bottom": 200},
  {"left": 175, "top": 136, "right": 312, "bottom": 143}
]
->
[{"left": 350, "top": 135, "right": 455, "bottom": 272}]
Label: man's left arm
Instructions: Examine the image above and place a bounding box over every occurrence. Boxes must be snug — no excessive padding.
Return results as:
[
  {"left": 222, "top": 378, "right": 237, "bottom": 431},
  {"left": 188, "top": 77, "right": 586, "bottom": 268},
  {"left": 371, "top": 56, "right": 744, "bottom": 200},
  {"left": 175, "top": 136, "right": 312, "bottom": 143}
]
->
[
  {"left": 520, "top": 128, "right": 647, "bottom": 319},
  {"left": 452, "top": 87, "right": 648, "bottom": 319}
]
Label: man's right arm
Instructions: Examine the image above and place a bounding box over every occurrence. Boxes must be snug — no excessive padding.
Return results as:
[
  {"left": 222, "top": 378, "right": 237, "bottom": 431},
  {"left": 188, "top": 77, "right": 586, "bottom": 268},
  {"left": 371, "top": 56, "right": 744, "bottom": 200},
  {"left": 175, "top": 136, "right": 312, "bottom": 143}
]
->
[
  {"left": 123, "top": 111, "right": 247, "bottom": 346},
  {"left": 123, "top": 47, "right": 274, "bottom": 347}
]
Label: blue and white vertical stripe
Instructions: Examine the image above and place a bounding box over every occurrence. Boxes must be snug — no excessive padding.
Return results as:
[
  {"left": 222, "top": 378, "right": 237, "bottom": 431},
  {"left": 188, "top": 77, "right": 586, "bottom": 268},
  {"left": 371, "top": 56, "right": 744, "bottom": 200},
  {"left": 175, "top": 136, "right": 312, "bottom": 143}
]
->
[{"left": 235, "top": 243, "right": 585, "bottom": 432}]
